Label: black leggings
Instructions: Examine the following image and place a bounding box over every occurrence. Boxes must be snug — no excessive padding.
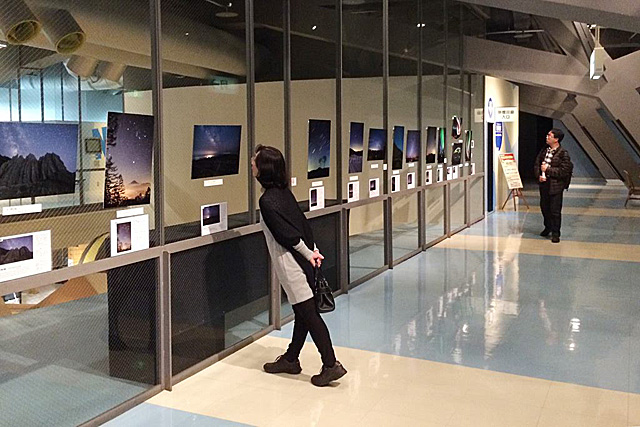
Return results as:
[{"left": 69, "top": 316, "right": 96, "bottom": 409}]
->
[{"left": 283, "top": 297, "right": 336, "bottom": 368}]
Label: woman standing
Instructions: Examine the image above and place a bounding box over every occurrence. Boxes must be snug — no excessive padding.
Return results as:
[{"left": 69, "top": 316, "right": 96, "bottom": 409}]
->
[{"left": 252, "top": 145, "right": 346, "bottom": 387}]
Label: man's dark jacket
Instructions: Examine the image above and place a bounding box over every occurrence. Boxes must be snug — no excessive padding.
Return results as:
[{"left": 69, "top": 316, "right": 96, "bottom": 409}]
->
[{"left": 534, "top": 146, "right": 572, "bottom": 195}]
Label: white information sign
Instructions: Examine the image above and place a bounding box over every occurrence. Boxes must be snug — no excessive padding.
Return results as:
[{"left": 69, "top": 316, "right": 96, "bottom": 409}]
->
[
  {"left": 0, "top": 230, "right": 52, "bottom": 283},
  {"left": 347, "top": 181, "right": 359, "bottom": 203},
  {"left": 201, "top": 202, "right": 228, "bottom": 236},
  {"left": 499, "top": 153, "right": 523, "bottom": 190},
  {"left": 2, "top": 204, "right": 42, "bottom": 216},
  {"left": 446, "top": 167, "right": 453, "bottom": 180},
  {"left": 309, "top": 186, "right": 325, "bottom": 211},
  {"left": 437, "top": 167, "right": 444, "bottom": 183},
  {"left": 496, "top": 107, "right": 517, "bottom": 122},
  {"left": 474, "top": 108, "right": 484, "bottom": 123},
  {"left": 111, "top": 214, "right": 150, "bottom": 257}
]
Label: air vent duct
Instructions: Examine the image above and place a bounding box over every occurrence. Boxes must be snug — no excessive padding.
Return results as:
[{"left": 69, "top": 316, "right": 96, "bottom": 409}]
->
[
  {"left": 0, "top": 0, "right": 41, "bottom": 44},
  {"left": 39, "top": 8, "right": 85, "bottom": 54}
]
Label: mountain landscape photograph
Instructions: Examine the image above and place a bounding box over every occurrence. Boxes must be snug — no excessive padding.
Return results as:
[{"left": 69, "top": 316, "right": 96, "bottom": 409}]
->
[
  {"left": 348, "top": 122, "right": 364, "bottom": 174},
  {"left": 367, "top": 128, "right": 386, "bottom": 161},
  {"left": 0, "top": 235, "right": 34, "bottom": 266},
  {"left": 104, "top": 112, "right": 154, "bottom": 209},
  {"left": 0, "top": 122, "right": 78, "bottom": 200},
  {"left": 406, "top": 130, "right": 420, "bottom": 163},
  {"left": 307, "top": 119, "right": 331, "bottom": 179},
  {"left": 191, "top": 125, "right": 242, "bottom": 179},
  {"left": 392, "top": 126, "right": 405, "bottom": 170},
  {"left": 426, "top": 126, "right": 437, "bottom": 164}
]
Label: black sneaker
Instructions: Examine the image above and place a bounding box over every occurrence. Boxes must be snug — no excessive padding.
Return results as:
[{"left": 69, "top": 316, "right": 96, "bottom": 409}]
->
[
  {"left": 263, "top": 355, "right": 302, "bottom": 374},
  {"left": 311, "top": 361, "right": 347, "bottom": 387},
  {"left": 540, "top": 228, "right": 551, "bottom": 237},
  {"left": 551, "top": 235, "right": 560, "bottom": 243}
]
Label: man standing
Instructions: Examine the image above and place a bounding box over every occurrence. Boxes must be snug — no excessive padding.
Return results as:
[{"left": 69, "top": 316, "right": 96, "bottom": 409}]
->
[{"left": 534, "top": 128, "right": 573, "bottom": 243}]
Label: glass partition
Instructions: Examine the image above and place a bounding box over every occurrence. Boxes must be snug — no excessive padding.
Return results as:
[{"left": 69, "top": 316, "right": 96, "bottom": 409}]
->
[
  {"left": 349, "top": 202, "right": 385, "bottom": 284},
  {"left": 450, "top": 180, "right": 466, "bottom": 230},
  {"left": 160, "top": 0, "right": 249, "bottom": 243},
  {"left": 171, "top": 233, "right": 270, "bottom": 375},
  {"left": 0, "top": 260, "right": 158, "bottom": 426},
  {"left": 426, "top": 185, "right": 446, "bottom": 243},
  {"left": 470, "top": 175, "right": 484, "bottom": 221},
  {"left": 392, "top": 193, "right": 420, "bottom": 261},
  {"left": 342, "top": 1, "right": 384, "bottom": 202},
  {"left": 0, "top": 0, "right": 155, "bottom": 267}
]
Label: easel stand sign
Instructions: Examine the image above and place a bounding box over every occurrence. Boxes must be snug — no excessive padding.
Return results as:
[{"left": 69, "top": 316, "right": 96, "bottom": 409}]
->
[{"left": 498, "top": 153, "right": 530, "bottom": 211}]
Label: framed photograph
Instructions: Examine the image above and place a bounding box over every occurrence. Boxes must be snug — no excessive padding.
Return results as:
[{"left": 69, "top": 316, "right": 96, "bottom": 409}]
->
[
  {"left": 426, "top": 126, "right": 437, "bottom": 164},
  {"left": 309, "top": 186, "right": 325, "bottom": 211},
  {"left": 307, "top": 119, "right": 331, "bottom": 179},
  {"left": 347, "top": 181, "right": 360, "bottom": 203},
  {"left": 110, "top": 214, "right": 150, "bottom": 257},
  {"left": 367, "top": 128, "right": 386, "bottom": 161},
  {"left": 191, "top": 124, "right": 242, "bottom": 179},
  {"left": 451, "top": 116, "right": 462, "bottom": 139},
  {"left": 348, "top": 122, "right": 364, "bottom": 174},
  {"left": 201, "top": 202, "right": 228, "bottom": 236},
  {"left": 465, "top": 130, "right": 473, "bottom": 162},
  {"left": 452, "top": 142, "right": 463, "bottom": 166},
  {"left": 391, "top": 174, "right": 400, "bottom": 193},
  {"left": 104, "top": 112, "right": 154, "bottom": 209},
  {"left": 437, "top": 127, "right": 446, "bottom": 164},
  {"left": 0, "top": 122, "right": 78, "bottom": 200},
  {"left": 391, "top": 126, "right": 405, "bottom": 170},
  {"left": 0, "top": 231, "right": 52, "bottom": 283},
  {"left": 369, "top": 178, "right": 380, "bottom": 198},
  {"left": 407, "top": 172, "right": 415, "bottom": 190},
  {"left": 425, "top": 169, "right": 433, "bottom": 185},
  {"left": 406, "top": 130, "right": 420, "bottom": 163},
  {"left": 437, "top": 167, "right": 444, "bottom": 183}
]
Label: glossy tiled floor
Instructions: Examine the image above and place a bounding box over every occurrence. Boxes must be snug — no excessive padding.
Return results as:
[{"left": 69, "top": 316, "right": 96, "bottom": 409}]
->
[{"left": 109, "top": 183, "right": 640, "bottom": 426}]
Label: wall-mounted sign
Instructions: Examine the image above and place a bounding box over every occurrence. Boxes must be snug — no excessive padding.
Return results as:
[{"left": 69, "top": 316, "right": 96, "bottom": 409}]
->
[
  {"left": 495, "top": 122, "right": 503, "bottom": 150},
  {"left": 496, "top": 107, "right": 517, "bottom": 122},
  {"left": 486, "top": 97, "right": 495, "bottom": 123},
  {"left": 474, "top": 108, "right": 484, "bottom": 123}
]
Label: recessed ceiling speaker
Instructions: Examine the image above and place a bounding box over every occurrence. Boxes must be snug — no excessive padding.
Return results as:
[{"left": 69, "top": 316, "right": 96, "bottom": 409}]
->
[
  {"left": 39, "top": 9, "right": 85, "bottom": 54},
  {"left": 0, "top": 0, "right": 42, "bottom": 44}
]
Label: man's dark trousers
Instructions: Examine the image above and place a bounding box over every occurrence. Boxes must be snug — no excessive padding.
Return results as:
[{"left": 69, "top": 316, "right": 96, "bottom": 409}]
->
[{"left": 539, "top": 182, "right": 563, "bottom": 236}]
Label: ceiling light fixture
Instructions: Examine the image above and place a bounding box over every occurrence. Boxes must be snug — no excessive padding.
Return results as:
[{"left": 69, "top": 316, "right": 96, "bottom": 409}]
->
[
  {"left": 205, "top": 0, "right": 239, "bottom": 18},
  {"left": 312, "top": 25, "right": 317, "bottom": 31}
]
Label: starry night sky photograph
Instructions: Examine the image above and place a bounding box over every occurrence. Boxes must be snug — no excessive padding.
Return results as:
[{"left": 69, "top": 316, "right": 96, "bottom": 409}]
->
[
  {"left": 307, "top": 119, "right": 331, "bottom": 179},
  {"left": 367, "top": 128, "right": 386, "bottom": 161},
  {"left": 192, "top": 125, "right": 242, "bottom": 179},
  {"left": 116, "top": 222, "right": 132, "bottom": 253},
  {"left": 348, "top": 122, "right": 364, "bottom": 174},
  {"left": 406, "top": 130, "right": 420, "bottom": 163},
  {"left": 426, "top": 126, "right": 437, "bottom": 164},
  {"left": 0, "top": 235, "right": 34, "bottom": 265},
  {"left": 0, "top": 122, "right": 78, "bottom": 200},
  {"left": 392, "top": 126, "right": 405, "bottom": 170},
  {"left": 105, "top": 112, "right": 154, "bottom": 208},
  {"left": 202, "top": 204, "right": 221, "bottom": 226}
]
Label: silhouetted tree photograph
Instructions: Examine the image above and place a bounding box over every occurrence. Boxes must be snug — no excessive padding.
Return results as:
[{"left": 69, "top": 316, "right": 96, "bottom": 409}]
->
[{"left": 104, "top": 112, "right": 154, "bottom": 209}]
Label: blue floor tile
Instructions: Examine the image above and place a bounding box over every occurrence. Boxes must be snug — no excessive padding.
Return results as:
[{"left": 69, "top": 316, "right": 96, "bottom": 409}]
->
[{"left": 105, "top": 403, "right": 252, "bottom": 427}]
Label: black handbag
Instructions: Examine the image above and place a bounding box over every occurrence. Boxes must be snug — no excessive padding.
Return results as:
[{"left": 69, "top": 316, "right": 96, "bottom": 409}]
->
[{"left": 313, "top": 267, "right": 335, "bottom": 313}]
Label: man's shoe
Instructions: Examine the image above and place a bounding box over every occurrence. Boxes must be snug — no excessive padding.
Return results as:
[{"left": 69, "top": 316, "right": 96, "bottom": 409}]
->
[
  {"left": 540, "top": 228, "right": 551, "bottom": 237},
  {"left": 263, "top": 355, "right": 302, "bottom": 374},
  {"left": 551, "top": 235, "right": 560, "bottom": 243},
  {"left": 311, "top": 361, "right": 347, "bottom": 387}
]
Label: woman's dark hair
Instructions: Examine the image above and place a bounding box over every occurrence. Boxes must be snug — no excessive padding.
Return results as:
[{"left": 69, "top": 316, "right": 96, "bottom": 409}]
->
[
  {"left": 550, "top": 128, "right": 565, "bottom": 143},
  {"left": 255, "top": 145, "right": 288, "bottom": 189}
]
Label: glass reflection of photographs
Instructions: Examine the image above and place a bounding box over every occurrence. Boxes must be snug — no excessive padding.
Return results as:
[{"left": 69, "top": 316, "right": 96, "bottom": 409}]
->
[
  {"left": 367, "top": 129, "right": 386, "bottom": 161},
  {"left": 116, "top": 222, "right": 132, "bottom": 253},
  {"left": 105, "top": 113, "right": 154, "bottom": 209},
  {"left": 405, "top": 130, "right": 420, "bottom": 163},
  {"left": 310, "top": 189, "right": 318, "bottom": 207},
  {"left": 392, "top": 126, "right": 404, "bottom": 170},
  {"left": 0, "top": 235, "right": 34, "bottom": 266},
  {"left": 307, "top": 119, "right": 331, "bottom": 179},
  {"left": 191, "top": 125, "right": 242, "bottom": 179},
  {"left": 426, "top": 126, "right": 437, "bottom": 164},
  {"left": 437, "top": 127, "right": 446, "bottom": 164},
  {"left": 0, "top": 122, "right": 78, "bottom": 200},
  {"left": 202, "top": 205, "right": 221, "bottom": 226},
  {"left": 348, "top": 122, "right": 364, "bottom": 174}
]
